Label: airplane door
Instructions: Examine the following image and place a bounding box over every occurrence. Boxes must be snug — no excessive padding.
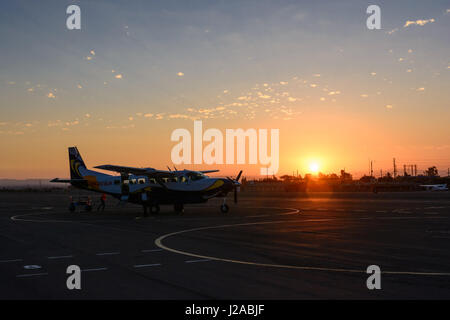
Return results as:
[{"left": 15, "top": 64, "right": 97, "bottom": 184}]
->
[{"left": 121, "top": 174, "right": 130, "bottom": 201}]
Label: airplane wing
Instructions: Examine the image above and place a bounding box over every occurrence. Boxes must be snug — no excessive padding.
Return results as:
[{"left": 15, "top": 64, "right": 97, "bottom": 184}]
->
[
  {"left": 94, "top": 165, "right": 175, "bottom": 178},
  {"left": 50, "top": 178, "right": 86, "bottom": 183},
  {"left": 199, "top": 170, "right": 220, "bottom": 174}
]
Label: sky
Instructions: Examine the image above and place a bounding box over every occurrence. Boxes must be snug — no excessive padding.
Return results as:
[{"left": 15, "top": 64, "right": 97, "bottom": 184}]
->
[{"left": 0, "top": 0, "right": 449, "bottom": 179}]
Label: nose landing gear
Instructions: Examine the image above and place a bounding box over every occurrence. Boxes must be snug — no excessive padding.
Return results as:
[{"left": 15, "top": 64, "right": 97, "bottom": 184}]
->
[{"left": 220, "top": 198, "right": 229, "bottom": 213}]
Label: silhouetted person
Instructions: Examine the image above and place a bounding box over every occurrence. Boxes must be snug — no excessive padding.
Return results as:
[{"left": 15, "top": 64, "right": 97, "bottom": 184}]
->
[{"left": 97, "top": 193, "right": 106, "bottom": 211}]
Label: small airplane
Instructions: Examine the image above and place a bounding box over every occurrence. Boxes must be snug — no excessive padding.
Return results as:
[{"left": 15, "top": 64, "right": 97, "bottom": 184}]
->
[
  {"left": 51, "top": 147, "right": 242, "bottom": 215},
  {"left": 420, "top": 184, "right": 448, "bottom": 191}
]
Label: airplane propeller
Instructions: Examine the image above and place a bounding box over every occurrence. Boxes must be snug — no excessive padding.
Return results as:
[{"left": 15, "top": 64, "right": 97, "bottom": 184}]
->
[{"left": 227, "top": 170, "right": 243, "bottom": 204}]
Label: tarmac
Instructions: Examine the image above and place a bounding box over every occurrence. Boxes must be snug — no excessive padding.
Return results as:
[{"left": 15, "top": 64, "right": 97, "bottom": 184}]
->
[{"left": 1, "top": 190, "right": 450, "bottom": 299}]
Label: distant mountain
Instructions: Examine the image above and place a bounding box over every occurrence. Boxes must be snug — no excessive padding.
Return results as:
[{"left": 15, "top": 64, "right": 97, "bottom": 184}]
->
[{"left": 0, "top": 179, "right": 66, "bottom": 188}]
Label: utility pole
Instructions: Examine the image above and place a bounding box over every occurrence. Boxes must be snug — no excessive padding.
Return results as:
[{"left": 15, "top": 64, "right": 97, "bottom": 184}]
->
[
  {"left": 393, "top": 158, "right": 397, "bottom": 178},
  {"left": 370, "top": 160, "right": 373, "bottom": 177}
]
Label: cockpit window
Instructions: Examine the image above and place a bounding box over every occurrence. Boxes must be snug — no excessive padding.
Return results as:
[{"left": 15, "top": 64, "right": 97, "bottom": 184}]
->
[{"left": 186, "top": 172, "right": 206, "bottom": 181}]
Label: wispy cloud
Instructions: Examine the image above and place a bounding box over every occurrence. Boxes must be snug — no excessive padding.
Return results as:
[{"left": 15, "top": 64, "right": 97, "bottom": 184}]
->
[{"left": 404, "top": 18, "right": 435, "bottom": 27}]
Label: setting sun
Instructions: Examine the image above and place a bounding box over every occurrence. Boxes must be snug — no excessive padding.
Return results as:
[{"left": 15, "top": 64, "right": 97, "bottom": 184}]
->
[{"left": 309, "top": 162, "right": 320, "bottom": 174}]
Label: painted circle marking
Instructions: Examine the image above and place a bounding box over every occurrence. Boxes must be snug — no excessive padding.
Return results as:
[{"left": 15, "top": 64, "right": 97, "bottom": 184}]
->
[{"left": 155, "top": 207, "right": 450, "bottom": 276}]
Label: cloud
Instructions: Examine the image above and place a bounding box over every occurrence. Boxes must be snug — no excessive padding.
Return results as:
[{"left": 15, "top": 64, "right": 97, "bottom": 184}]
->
[
  {"left": 386, "top": 28, "right": 398, "bottom": 35},
  {"left": 404, "top": 18, "right": 435, "bottom": 27}
]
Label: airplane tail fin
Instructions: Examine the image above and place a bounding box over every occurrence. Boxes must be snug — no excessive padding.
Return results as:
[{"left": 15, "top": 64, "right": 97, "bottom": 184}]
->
[{"left": 69, "top": 147, "right": 87, "bottom": 179}]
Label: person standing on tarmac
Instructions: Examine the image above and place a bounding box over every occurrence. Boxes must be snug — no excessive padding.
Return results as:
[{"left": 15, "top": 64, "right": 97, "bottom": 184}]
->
[{"left": 97, "top": 193, "right": 106, "bottom": 211}]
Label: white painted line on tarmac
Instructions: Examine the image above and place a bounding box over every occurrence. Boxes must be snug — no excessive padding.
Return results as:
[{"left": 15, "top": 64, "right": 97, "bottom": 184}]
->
[
  {"left": 134, "top": 263, "right": 161, "bottom": 268},
  {"left": 141, "top": 249, "right": 163, "bottom": 253},
  {"left": 82, "top": 267, "right": 108, "bottom": 272},
  {"left": 96, "top": 252, "right": 120, "bottom": 256},
  {"left": 0, "top": 259, "right": 23, "bottom": 263},
  {"left": 155, "top": 207, "right": 450, "bottom": 277},
  {"left": 16, "top": 273, "right": 48, "bottom": 278},
  {"left": 185, "top": 259, "right": 211, "bottom": 263},
  {"left": 47, "top": 255, "right": 73, "bottom": 260}
]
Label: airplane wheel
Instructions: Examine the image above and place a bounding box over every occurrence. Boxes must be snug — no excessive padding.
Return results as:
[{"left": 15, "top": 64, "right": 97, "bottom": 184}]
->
[
  {"left": 174, "top": 204, "right": 184, "bottom": 214},
  {"left": 143, "top": 205, "right": 149, "bottom": 217},
  {"left": 151, "top": 204, "right": 160, "bottom": 215},
  {"left": 220, "top": 204, "right": 229, "bottom": 213}
]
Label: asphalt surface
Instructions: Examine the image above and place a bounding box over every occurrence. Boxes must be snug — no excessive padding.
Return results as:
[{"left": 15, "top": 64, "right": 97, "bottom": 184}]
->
[{"left": 1, "top": 191, "right": 450, "bottom": 299}]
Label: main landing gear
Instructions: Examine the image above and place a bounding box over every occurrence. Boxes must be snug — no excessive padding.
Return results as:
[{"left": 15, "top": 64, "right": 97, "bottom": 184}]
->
[
  {"left": 174, "top": 203, "right": 184, "bottom": 214},
  {"left": 143, "top": 204, "right": 160, "bottom": 217},
  {"left": 220, "top": 198, "right": 229, "bottom": 213}
]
